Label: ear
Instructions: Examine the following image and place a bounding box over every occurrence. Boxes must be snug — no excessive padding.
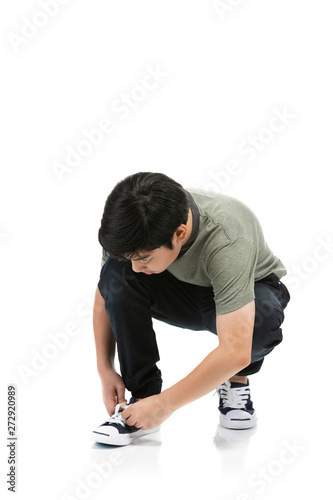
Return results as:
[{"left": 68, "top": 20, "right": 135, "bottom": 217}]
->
[{"left": 174, "top": 224, "right": 187, "bottom": 243}]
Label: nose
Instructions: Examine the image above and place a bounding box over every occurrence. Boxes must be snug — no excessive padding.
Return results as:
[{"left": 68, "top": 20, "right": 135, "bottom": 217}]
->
[{"left": 131, "top": 260, "right": 146, "bottom": 273}]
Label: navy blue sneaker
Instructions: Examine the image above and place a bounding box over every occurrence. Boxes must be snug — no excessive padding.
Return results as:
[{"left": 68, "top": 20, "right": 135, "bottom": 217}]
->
[
  {"left": 91, "top": 397, "right": 160, "bottom": 446},
  {"left": 216, "top": 379, "right": 257, "bottom": 429}
]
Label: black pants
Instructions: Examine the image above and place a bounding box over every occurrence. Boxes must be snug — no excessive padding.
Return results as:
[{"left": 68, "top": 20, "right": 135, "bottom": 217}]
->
[{"left": 98, "top": 257, "right": 290, "bottom": 399}]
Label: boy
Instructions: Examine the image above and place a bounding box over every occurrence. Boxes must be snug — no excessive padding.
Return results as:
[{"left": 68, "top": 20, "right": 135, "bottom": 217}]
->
[{"left": 92, "top": 172, "right": 290, "bottom": 446}]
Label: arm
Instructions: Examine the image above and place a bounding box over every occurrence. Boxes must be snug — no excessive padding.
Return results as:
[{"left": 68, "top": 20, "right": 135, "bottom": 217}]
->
[
  {"left": 123, "top": 300, "right": 255, "bottom": 428},
  {"left": 161, "top": 299, "right": 255, "bottom": 410},
  {"left": 93, "top": 286, "right": 127, "bottom": 414},
  {"left": 93, "top": 286, "right": 116, "bottom": 373}
]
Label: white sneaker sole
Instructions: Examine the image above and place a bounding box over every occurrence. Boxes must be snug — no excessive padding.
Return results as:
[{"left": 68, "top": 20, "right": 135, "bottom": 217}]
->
[
  {"left": 91, "top": 426, "right": 160, "bottom": 446},
  {"left": 219, "top": 409, "right": 257, "bottom": 430}
]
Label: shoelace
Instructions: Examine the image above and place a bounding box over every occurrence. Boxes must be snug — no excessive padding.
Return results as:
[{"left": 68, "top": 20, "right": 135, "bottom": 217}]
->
[
  {"left": 214, "top": 380, "right": 250, "bottom": 409},
  {"left": 105, "top": 402, "right": 130, "bottom": 427}
]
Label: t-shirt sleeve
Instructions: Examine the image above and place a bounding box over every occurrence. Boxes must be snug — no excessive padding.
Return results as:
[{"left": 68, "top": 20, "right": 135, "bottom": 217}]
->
[{"left": 206, "top": 238, "right": 258, "bottom": 314}]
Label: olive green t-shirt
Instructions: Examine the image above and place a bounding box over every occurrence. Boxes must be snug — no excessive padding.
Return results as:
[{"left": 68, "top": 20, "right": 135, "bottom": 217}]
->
[{"left": 101, "top": 189, "right": 287, "bottom": 314}]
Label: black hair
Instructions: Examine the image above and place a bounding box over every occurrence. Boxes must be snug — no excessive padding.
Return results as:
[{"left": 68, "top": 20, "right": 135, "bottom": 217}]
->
[{"left": 98, "top": 172, "right": 190, "bottom": 259}]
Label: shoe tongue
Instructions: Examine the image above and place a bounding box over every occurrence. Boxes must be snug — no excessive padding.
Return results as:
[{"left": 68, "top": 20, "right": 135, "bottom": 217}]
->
[{"left": 230, "top": 381, "right": 249, "bottom": 388}]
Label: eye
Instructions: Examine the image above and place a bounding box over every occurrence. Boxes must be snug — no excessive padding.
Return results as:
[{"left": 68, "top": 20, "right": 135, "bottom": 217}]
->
[{"left": 142, "top": 258, "right": 152, "bottom": 264}]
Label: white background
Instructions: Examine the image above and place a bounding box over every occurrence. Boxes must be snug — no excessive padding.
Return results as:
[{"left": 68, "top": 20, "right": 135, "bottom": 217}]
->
[{"left": 1, "top": 1, "right": 332, "bottom": 499}]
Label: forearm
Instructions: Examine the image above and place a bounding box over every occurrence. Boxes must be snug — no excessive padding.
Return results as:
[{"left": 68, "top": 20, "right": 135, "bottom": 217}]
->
[
  {"left": 159, "top": 346, "right": 249, "bottom": 413},
  {"left": 93, "top": 286, "right": 116, "bottom": 374},
  {"left": 123, "top": 303, "right": 255, "bottom": 430}
]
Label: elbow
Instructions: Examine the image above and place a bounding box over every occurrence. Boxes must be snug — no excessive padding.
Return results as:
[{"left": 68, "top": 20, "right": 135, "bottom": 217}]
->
[
  {"left": 235, "top": 353, "right": 252, "bottom": 371},
  {"left": 217, "top": 346, "right": 251, "bottom": 372}
]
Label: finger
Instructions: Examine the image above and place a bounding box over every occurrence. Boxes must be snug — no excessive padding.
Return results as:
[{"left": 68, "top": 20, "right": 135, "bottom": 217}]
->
[
  {"left": 116, "top": 387, "right": 127, "bottom": 404},
  {"left": 121, "top": 407, "right": 130, "bottom": 419},
  {"left": 105, "top": 393, "right": 118, "bottom": 416},
  {"left": 122, "top": 411, "right": 141, "bottom": 429},
  {"left": 117, "top": 396, "right": 127, "bottom": 404},
  {"left": 126, "top": 417, "right": 139, "bottom": 428},
  {"left": 108, "top": 402, "right": 117, "bottom": 416}
]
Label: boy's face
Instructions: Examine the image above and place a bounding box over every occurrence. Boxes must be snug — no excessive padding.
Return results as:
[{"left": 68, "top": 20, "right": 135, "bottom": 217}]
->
[{"left": 130, "top": 226, "right": 187, "bottom": 275}]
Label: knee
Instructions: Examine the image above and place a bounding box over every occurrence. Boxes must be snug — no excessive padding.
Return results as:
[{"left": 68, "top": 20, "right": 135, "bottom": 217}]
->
[
  {"left": 252, "top": 288, "right": 285, "bottom": 354},
  {"left": 254, "top": 284, "right": 285, "bottom": 331},
  {"left": 98, "top": 258, "right": 134, "bottom": 305},
  {"left": 254, "top": 299, "right": 284, "bottom": 331}
]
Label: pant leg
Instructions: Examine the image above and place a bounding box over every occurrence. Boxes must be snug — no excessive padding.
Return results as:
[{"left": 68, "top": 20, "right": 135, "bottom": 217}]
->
[
  {"left": 152, "top": 272, "right": 290, "bottom": 379},
  {"left": 236, "top": 273, "right": 291, "bottom": 376},
  {"left": 188, "top": 272, "right": 290, "bottom": 377},
  {"left": 98, "top": 257, "right": 290, "bottom": 395},
  {"left": 97, "top": 257, "right": 208, "bottom": 399}
]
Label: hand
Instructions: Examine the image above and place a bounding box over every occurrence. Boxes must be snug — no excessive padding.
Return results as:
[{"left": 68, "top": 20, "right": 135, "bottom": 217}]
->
[
  {"left": 100, "top": 366, "right": 127, "bottom": 416},
  {"left": 121, "top": 394, "right": 173, "bottom": 430}
]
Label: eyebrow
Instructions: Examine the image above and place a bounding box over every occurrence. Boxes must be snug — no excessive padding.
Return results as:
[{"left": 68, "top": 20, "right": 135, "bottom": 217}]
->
[{"left": 131, "top": 254, "right": 152, "bottom": 261}]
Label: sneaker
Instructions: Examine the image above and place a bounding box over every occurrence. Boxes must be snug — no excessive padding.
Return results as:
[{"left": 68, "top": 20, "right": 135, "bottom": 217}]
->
[
  {"left": 91, "top": 397, "right": 160, "bottom": 446},
  {"left": 216, "top": 379, "right": 257, "bottom": 430}
]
